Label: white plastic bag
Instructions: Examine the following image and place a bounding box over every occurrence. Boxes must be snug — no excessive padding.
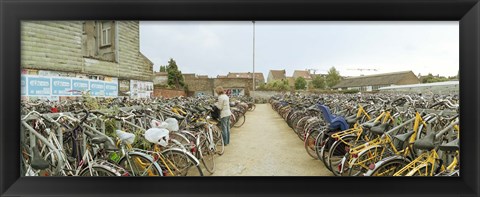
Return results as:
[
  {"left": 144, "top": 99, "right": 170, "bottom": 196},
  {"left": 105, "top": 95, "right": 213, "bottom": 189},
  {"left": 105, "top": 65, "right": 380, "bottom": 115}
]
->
[
  {"left": 164, "top": 118, "right": 179, "bottom": 132},
  {"left": 145, "top": 128, "right": 170, "bottom": 147},
  {"left": 150, "top": 119, "right": 168, "bottom": 129},
  {"left": 116, "top": 130, "right": 135, "bottom": 145}
]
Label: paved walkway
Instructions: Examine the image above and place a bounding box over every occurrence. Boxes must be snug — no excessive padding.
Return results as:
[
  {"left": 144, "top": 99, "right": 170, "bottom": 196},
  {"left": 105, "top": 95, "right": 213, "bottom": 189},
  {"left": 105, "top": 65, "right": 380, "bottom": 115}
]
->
[{"left": 210, "top": 104, "right": 332, "bottom": 176}]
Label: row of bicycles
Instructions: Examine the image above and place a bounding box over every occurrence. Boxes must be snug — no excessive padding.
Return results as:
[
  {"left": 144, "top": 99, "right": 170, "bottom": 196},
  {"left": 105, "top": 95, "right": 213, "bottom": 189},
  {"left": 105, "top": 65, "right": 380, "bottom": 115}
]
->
[
  {"left": 20, "top": 95, "right": 252, "bottom": 176},
  {"left": 270, "top": 93, "right": 460, "bottom": 176}
]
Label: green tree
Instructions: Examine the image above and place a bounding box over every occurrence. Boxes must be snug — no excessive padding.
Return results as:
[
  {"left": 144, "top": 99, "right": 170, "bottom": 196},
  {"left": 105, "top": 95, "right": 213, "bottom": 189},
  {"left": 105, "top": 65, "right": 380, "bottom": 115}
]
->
[
  {"left": 262, "top": 80, "right": 289, "bottom": 91},
  {"left": 166, "top": 58, "right": 185, "bottom": 89},
  {"left": 295, "top": 77, "right": 307, "bottom": 90},
  {"left": 326, "top": 67, "right": 341, "bottom": 88},
  {"left": 159, "top": 65, "right": 167, "bottom": 72},
  {"left": 311, "top": 75, "right": 326, "bottom": 89},
  {"left": 422, "top": 73, "right": 449, "bottom": 83}
]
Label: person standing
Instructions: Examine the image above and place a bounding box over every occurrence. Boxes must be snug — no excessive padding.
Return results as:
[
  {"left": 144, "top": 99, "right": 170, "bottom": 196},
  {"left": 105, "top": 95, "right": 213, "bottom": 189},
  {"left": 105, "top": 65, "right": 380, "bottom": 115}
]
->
[{"left": 215, "top": 86, "right": 232, "bottom": 146}]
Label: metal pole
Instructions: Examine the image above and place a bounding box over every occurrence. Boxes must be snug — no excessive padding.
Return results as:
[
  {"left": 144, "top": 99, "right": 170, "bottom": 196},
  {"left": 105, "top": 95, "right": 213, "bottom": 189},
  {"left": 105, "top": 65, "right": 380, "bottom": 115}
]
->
[{"left": 252, "top": 21, "right": 256, "bottom": 98}]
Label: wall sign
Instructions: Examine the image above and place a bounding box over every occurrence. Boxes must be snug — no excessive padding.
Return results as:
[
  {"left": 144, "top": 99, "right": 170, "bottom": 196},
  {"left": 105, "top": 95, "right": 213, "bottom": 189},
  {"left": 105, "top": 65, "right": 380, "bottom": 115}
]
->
[
  {"left": 52, "top": 78, "right": 72, "bottom": 96},
  {"left": 72, "top": 79, "right": 89, "bottom": 95},
  {"left": 90, "top": 81, "right": 105, "bottom": 97},
  {"left": 22, "top": 75, "right": 119, "bottom": 97},
  {"left": 27, "top": 76, "right": 51, "bottom": 96},
  {"left": 21, "top": 75, "right": 27, "bottom": 95}
]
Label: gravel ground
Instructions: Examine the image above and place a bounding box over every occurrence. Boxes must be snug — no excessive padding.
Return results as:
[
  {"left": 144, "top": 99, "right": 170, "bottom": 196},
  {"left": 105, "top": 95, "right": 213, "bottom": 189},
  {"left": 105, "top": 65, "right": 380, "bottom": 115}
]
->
[{"left": 207, "top": 104, "right": 333, "bottom": 176}]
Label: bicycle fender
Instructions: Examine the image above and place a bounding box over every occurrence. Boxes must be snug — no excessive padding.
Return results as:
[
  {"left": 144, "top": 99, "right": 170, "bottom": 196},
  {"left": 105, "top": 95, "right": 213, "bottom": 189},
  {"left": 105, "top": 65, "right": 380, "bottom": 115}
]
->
[
  {"left": 339, "top": 155, "right": 348, "bottom": 173},
  {"left": 122, "top": 152, "right": 163, "bottom": 176},
  {"left": 348, "top": 145, "right": 383, "bottom": 167},
  {"left": 364, "top": 155, "right": 410, "bottom": 176},
  {"left": 338, "top": 134, "right": 357, "bottom": 140},
  {"left": 161, "top": 147, "right": 201, "bottom": 166},
  {"left": 404, "top": 163, "right": 429, "bottom": 176}
]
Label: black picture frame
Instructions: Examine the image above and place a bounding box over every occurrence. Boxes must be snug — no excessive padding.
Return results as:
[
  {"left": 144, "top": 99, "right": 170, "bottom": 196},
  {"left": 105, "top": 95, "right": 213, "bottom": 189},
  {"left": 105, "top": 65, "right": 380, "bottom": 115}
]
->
[{"left": 1, "top": 0, "right": 478, "bottom": 196}]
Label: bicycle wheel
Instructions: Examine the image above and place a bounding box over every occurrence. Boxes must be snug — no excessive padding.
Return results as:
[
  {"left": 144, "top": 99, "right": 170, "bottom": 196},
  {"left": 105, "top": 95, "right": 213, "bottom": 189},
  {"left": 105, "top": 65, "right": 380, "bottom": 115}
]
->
[
  {"left": 314, "top": 130, "right": 327, "bottom": 161},
  {"left": 296, "top": 117, "right": 310, "bottom": 141},
  {"left": 248, "top": 104, "right": 256, "bottom": 111},
  {"left": 329, "top": 136, "right": 356, "bottom": 176},
  {"left": 233, "top": 114, "right": 246, "bottom": 128},
  {"left": 366, "top": 158, "right": 409, "bottom": 176},
  {"left": 304, "top": 129, "right": 320, "bottom": 159},
  {"left": 321, "top": 137, "right": 333, "bottom": 171},
  {"left": 198, "top": 134, "right": 215, "bottom": 174},
  {"left": 213, "top": 126, "right": 225, "bottom": 155},
  {"left": 161, "top": 149, "right": 204, "bottom": 176},
  {"left": 348, "top": 146, "right": 384, "bottom": 176},
  {"left": 78, "top": 163, "right": 123, "bottom": 176},
  {"left": 118, "top": 153, "right": 162, "bottom": 176},
  {"left": 169, "top": 133, "right": 191, "bottom": 150}
]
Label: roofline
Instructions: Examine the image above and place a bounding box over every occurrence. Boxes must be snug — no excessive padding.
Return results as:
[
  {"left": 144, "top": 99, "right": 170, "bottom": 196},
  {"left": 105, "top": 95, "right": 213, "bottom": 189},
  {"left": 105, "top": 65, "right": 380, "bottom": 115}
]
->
[
  {"left": 378, "top": 81, "right": 458, "bottom": 90},
  {"left": 139, "top": 52, "right": 154, "bottom": 66},
  {"left": 345, "top": 70, "right": 413, "bottom": 79}
]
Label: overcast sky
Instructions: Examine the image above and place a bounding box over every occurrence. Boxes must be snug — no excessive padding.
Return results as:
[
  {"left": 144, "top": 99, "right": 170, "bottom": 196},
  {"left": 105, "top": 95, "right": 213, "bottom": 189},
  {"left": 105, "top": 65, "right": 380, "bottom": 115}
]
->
[{"left": 139, "top": 21, "right": 458, "bottom": 78}]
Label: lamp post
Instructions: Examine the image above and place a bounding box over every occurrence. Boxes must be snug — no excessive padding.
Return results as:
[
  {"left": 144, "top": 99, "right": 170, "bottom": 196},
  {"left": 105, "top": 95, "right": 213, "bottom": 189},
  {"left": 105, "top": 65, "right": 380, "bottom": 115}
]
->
[{"left": 252, "top": 21, "right": 256, "bottom": 100}]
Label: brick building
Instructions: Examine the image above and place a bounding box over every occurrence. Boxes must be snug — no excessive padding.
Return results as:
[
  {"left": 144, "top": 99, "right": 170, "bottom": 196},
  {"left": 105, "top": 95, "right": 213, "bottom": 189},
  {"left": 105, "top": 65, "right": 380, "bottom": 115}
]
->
[
  {"left": 153, "top": 72, "right": 168, "bottom": 86},
  {"left": 226, "top": 72, "right": 265, "bottom": 87},
  {"left": 183, "top": 74, "right": 253, "bottom": 97},
  {"left": 21, "top": 21, "right": 153, "bottom": 99}
]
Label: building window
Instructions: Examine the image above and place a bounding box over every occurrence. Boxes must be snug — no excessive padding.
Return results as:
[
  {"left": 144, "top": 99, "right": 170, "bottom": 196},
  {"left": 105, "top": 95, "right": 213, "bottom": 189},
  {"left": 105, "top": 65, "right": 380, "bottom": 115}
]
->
[
  {"left": 82, "top": 21, "right": 116, "bottom": 62},
  {"left": 100, "top": 21, "right": 112, "bottom": 47}
]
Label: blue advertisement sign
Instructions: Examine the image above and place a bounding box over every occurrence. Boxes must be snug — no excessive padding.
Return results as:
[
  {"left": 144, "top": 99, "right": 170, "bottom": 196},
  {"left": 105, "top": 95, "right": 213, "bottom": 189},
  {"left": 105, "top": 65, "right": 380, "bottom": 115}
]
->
[
  {"left": 27, "top": 77, "right": 51, "bottom": 96},
  {"left": 72, "top": 79, "right": 89, "bottom": 95},
  {"left": 104, "top": 82, "right": 118, "bottom": 97},
  {"left": 23, "top": 75, "right": 119, "bottom": 98},
  {"left": 90, "top": 81, "right": 105, "bottom": 97},
  {"left": 52, "top": 78, "right": 72, "bottom": 96},
  {"left": 21, "top": 75, "right": 27, "bottom": 95}
]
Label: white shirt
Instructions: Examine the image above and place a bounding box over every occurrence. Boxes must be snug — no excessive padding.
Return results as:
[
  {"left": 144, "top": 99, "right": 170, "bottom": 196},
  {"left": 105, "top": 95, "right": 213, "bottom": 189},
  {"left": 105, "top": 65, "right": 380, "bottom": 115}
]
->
[{"left": 215, "top": 94, "right": 232, "bottom": 118}]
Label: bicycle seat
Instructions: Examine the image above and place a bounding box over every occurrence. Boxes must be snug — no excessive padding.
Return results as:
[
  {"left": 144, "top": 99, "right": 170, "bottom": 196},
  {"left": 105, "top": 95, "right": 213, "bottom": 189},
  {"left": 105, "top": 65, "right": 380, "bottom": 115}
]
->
[
  {"left": 172, "top": 113, "right": 185, "bottom": 120},
  {"left": 194, "top": 122, "right": 207, "bottom": 128},
  {"left": 345, "top": 114, "right": 357, "bottom": 125},
  {"left": 329, "top": 118, "right": 349, "bottom": 131},
  {"left": 317, "top": 104, "right": 335, "bottom": 123},
  {"left": 414, "top": 132, "right": 436, "bottom": 151},
  {"left": 91, "top": 135, "right": 109, "bottom": 144},
  {"left": 439, "top": 138, "right": 459, "bottom": 152},
  {"left": 91, "top": 135, "right": 117, "bottom": 150},
  {"left": 394, "top": 130, "right": 415, "bottom": 144},
  {"left": 31, "top": 147, "right": 50, "bottom": 170},
  {"left": 362, "top": 121, "right": 380, "bottom": 129},
  {"left": 189, "top": 108, "right": 199, "bottom": 114},
  {"left": 393, "top": 130, "right": 415, "bottom": 150},
  {"left": 370, "top": 122, "right": 389, "bottom": 135}
]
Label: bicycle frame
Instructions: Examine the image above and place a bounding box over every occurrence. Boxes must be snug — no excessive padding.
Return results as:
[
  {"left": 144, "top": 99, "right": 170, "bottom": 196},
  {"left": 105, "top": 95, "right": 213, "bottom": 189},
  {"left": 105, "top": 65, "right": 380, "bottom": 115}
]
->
[
  {"left": 344, "top": 112, "right": 429, "bottom": 173},
  {"left": 394, "top": 119, "right": 459, "bottom": 176}
]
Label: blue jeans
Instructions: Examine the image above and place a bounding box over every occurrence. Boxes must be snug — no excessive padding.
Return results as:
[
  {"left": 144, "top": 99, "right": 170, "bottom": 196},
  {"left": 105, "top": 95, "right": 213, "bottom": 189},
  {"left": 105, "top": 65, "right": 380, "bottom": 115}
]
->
[{"left": 220, "top": 116, "right": 230, "bottom": 145}]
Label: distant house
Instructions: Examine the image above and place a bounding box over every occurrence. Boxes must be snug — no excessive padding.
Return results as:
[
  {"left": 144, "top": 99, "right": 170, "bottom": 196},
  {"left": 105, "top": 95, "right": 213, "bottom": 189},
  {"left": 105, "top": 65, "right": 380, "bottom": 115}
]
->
[
  {"left": 310, "top": 73, "right": 327, "bottom": 79},
  {"left": 267, "top": 69, "right": 286, "bottom": 83},
  {"left": 286, "top": 77, "right": 295, "bottom": 87},
  {"left": 332, "top": 71, "right": 420, "bottom": 91},
  {"left": 227, "top": 72, "right": 265, "bottom": 86},
  {"left": 293, "top": 70, "right": 313, "bottom": 81}
]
